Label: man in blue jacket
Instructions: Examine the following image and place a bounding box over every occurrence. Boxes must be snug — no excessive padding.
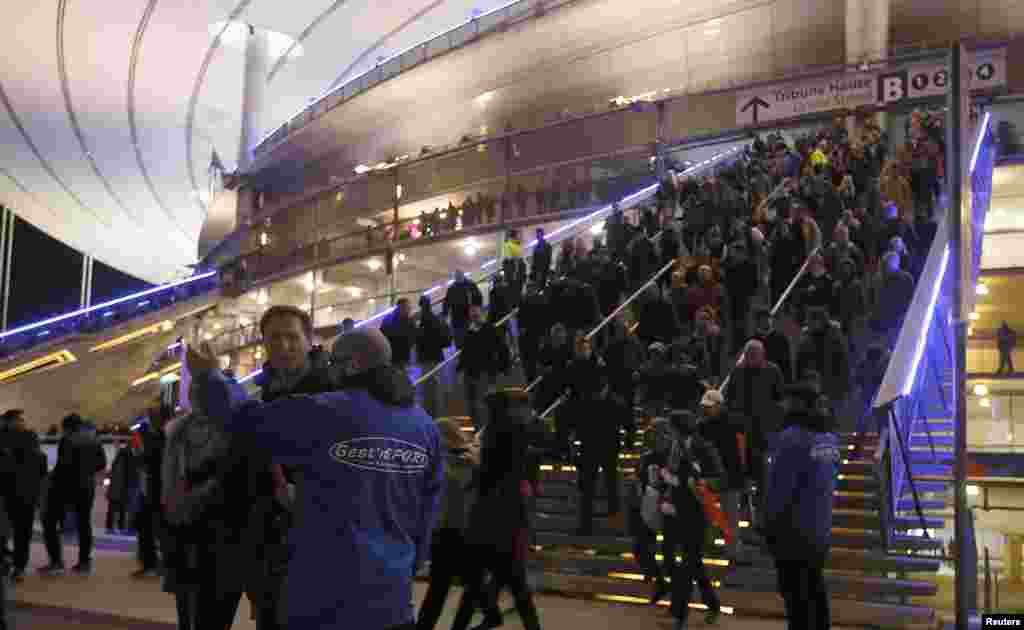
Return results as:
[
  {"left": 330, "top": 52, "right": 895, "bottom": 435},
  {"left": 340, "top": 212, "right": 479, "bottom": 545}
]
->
[
  {"left": 762, "top": 383, "right": 840, "bottom": 630},
  {"left": 186, "top": 328, "right": 444, "bottom": 630}
]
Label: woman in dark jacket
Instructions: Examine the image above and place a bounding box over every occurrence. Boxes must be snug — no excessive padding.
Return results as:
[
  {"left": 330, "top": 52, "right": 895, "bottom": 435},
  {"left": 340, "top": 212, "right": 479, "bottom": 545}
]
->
[
  {"left": 452, "top": 389, "right": 542, "bottom": 630},
  {"left": 106, "top": 444, "right": 141, "bottom": 533}
]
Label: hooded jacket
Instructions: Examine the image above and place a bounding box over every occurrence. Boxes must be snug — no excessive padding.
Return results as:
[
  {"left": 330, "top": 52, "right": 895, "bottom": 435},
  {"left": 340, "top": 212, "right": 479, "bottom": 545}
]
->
[
  {"left": 763, "top": 413, "right": 839, "bottom": 562},
  {"left": 53, "top": 423, "right": 107, "bottom": 492},
  {"left": 196, "top": 364, "right": 442, "bottom": 630}
]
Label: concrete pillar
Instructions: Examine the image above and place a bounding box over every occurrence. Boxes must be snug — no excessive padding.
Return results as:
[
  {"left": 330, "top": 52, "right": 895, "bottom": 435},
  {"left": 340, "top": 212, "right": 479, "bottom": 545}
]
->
[
  {"left": 846, "top": 0, "right": 890, "bottom": 136},
  {"left": 1010, "top": 535, "right": 1022, "bottom": 584},
  {"left": 237, "top": 25, "right": 269, "bottom": 171}
]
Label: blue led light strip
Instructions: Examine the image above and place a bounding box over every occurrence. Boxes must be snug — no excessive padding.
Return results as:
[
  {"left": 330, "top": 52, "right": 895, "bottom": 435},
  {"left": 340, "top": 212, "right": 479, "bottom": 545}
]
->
[
  {"left": 0, "top": 271, "right": 218, "bottom": 341},
  {"left": 902, "top": 246, "right": 950, "bottom": 397}
]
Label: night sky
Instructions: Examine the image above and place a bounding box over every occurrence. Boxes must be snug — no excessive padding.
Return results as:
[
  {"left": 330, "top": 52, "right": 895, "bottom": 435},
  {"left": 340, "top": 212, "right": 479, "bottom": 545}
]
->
[{"left": 7, "top": 215, "right": 153, "bottom": 329}]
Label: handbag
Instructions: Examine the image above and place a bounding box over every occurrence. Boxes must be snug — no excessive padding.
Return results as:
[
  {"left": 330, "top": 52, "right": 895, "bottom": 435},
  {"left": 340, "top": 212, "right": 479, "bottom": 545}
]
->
[{"left": 641, "top": 485, "right": 663, "bottom": 532}]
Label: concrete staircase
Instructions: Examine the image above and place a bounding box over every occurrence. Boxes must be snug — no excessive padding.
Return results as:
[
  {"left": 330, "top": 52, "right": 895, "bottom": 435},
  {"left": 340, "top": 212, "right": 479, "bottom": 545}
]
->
[{"left": 447, "top": 414, "right": 947, "bottom": 629}]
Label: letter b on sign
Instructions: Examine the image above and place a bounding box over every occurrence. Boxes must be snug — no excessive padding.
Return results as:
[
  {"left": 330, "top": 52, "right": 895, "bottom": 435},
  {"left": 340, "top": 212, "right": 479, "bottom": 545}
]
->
[{"left": 878, "top": 71, "right": 906, "bottom": 105}]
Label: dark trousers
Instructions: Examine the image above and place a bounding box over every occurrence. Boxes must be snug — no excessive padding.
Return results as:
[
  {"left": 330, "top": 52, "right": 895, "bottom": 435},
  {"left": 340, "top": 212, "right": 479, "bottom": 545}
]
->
[
  {"left": 665, "top": 517, "right": 719, "bottom": 623},
  {"left": 577, "top": 439, "right": 621, "bottom": 535},
  {"left": 43, "top": 487, "right": 95, "bottom": 567},
  {"left": 136, "top": 499, "right": 161, "bottom": 569},
  {"left": 629, "top": 508, "right": 660, "bottom": 581},
  {"left": 775, "top": 558, "right": 830, "bottom": 630},
  {"left": 417, "top": 528, "right": 501, "bottom": 630},
  {"left": 451, "top": 545, "right": 540, "bottom": 630},
  {"left": 174, "top": 588, "right": 242, "bottom": 630},
  {"left": 3, "top": 497, "right": 35, "bottom": 572},
  {"left": 106, "top": 500, "right": 128, "bottom": 531},
  {"left": 999, "top": 349, "right": 1015, "bottom": 374}
]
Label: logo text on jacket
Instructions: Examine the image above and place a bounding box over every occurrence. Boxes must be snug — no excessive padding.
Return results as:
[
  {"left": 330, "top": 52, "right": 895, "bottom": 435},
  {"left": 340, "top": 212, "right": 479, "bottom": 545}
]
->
[{"left": 329, "top": 437, "right": 430, "bottom": 474}]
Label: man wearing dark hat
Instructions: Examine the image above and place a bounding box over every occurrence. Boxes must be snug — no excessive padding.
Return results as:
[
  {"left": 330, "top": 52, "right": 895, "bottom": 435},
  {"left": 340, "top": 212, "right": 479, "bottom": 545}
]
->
[
  {"left": 0, "top": 410, "right": 45, "bottom": 581},
  {"left": 762, "top": 383, "right": 840, "bottom": 630},
  {"left": 187, "top": 328, "right": 443, "bottom": 630}
]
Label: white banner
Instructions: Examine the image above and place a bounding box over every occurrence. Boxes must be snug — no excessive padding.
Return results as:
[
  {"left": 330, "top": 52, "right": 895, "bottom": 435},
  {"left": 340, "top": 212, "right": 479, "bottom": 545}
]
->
[{"left": 736, "top": 46, "right": 1007, "bottom": 126}]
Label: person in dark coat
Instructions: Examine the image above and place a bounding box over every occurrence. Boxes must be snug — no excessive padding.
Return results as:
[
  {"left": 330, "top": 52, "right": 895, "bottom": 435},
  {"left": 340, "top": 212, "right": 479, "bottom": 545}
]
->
[
  {"left": 796, "top": 307, "right": 851, "bottom": 412},
  {"left": 105, "top": 443, "right": 141, "bottom": 534},
  {"left": 770, "top": 219, "right": 805, "bottom": 308},
  {"left": 564, "top": 335, "right": 625, "bottom": 535},
  {"left": 752, "top": 309, "right": 793, "bottom": 383},
  {"left": 722, "top": 241, "right": 759, "bottom": 352},
  {"left": 870, "top": 251, "right": 915, "bottom": 349},
  {"left": 635, "top": 285, "right": 681, "bottom": 347},
  {"left": 444, "top": 271, "right": 484, "bottom": 349},
  {"left": 830, "top": 257, "right": 867, "bottom": 349},
  {"left": 417, "top": 419, "right": 502, "bottom": 630},
  {"left": 0, "top": 410, "right": 44, "bottom": 581},
  {"left": 247, "top": 305, "right": 337, "bottom": 630},
  {"left": 160, "top": 381, "right": 255, "bottom": 629},
  {"left": 459, "top": 304, "right": 509, "bottom": 431},
  {"left": 381, "top": 298, "right": 418, "bottom": 369},
  {"left": 530, "top": 228, "right": 553, "bottom": 288},
  {"left": 763, "top": 383, "right": 840, "bottom": 630},
  {"left": 794, "top": 255, "right": 832, "bottom": 323},
  {"left": 652, "top": 411, "right": 723, "bottom": 630},
  {"left": 0, "top": 446, "right": 11, "bottom": 630},
  {"left": 40, "top": 413, "right": 107, "bottom": 576},
  {"left": 517, "top": 283, "right": 550, "bottom": 384},
  {"left": 997, "top": 321, "right": 1017, "bottom": 375},
  {"left": 697, "top": 391, "right": 746, "bottom": 559},
  {"left": 133, "top": 409, "right": 167, "bottom": 578},
  {"left": 628, "top": 231, "right": 659, "bottom": 291},
  {"left": 533, "top": 324, "right": 572, "bottom": 415},
  {"left": 416, "top": 295, "right": 453, "bottom": 418},
  {"left": 452, "top": 389, "right": 542, "bottom": 630}
]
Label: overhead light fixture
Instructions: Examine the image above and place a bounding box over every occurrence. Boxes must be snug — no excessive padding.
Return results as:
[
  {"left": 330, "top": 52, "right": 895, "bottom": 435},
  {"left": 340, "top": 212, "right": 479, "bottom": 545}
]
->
[
  {"left": 967, "top": 485, "right": 979, "bottom": 496},
  {"left": 475, "top": 90, "right": 495, "bottom": 106},
  {"left": 204, "top": 332, "right": 213, "bottom": 341},
  {"left": 260, "top": 231, "right": 269, "bottom": 246},
  {"left": 969, "top": 312, "right": 980, "bottom": 321},
  {"left": 398, "top": 253, "right": 406, "bottom": 262},
  {"left": 239, "top": 317, "right": 250, "bottom": 327},
  {"left": 980, "top": 397, "right": 991, "bottom": 408},
  {"left": 356, "top": 217, "right": 378, "bottom": 228},
  {"left": 367, "top": 259, "right": 383, "bottom": 271},
  {"left": 347, "top": 286, "right": 363, "bottom": 297},
  {"left": 354, "top": 165, "right": 371, "bottom": 175},
  {"left": 974, "top": 384, "right": 989, "bottom": 397},
  {"left": 214, "top": 323, "right": 222, "bottom": 330},
  {"left": 0, "top": 349, "right": 78, "bottom": 383},
  {"left": 303, "top": 272, "right": 316, "bottom": 292},
  {"left": 976, "top": 283, "right": 989, "bottom": 296},
  {"left": 257, "top": 289, "right": 268, "bottom": 305},
  {"left": 396, "top": 184, "right": 403, "bottom": 200},
  {"left": 90, "top": 320, "right": 175, "bottom": 353}
]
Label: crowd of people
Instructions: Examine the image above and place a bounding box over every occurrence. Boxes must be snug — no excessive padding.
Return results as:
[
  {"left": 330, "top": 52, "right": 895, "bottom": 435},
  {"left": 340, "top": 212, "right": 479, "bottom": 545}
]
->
[{"left": 0, "top": 109, "right": 947, "bottom": 630}]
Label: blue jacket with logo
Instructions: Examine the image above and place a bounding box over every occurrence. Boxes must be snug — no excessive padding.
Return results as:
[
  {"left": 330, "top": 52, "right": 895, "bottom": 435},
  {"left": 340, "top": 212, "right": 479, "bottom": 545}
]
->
[
  {"left": 762, "top": 416, "right": 840, "bottom": 563},
  {"left": 196, "top": 366, "right": 443, "bottom": 630}
]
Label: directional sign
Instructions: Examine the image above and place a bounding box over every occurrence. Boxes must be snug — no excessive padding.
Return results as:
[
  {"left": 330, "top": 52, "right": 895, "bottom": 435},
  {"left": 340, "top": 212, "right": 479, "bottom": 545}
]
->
[
  {"left": 735, "top": 73, "right": 876, "bottom": 126},
  {"left": 736, "top": 45, "right": 1007, "bottom": 126}
]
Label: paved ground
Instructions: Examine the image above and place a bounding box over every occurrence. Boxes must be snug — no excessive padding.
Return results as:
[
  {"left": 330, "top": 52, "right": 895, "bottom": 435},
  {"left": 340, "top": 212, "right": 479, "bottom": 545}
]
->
[{"left": 9, "top": 541, "right": 865, "bottom": 630}]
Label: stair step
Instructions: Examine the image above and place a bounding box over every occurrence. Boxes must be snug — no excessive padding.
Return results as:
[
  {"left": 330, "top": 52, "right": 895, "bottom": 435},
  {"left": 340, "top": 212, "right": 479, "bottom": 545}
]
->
[
  {"left": 910, "top": 435, "right": 954, "bottom": 448},
  {"left": 530, "top": 545, "right": 941, "bottom": 576},
  {"left": 837, "top": 476, "right": 878, "bottom": 492},
  {"left": 901, "top": 479, "right": 952, "bottom": 495},
  {"left": 916, "top": 421, "right": 954, "bottom": 433},
  {"left": 909, "top": 462, "right": 954, "bottom": 477},
  {"left": 908, "top": 450, "right": 954, "bottom": 464},
  {"left": 833, "top": 510, "right": 882, "bottom": 530},
  {"left": 895, "top": 498, "right": 948, "bottom": 512},
  {"left": 532, "top": 572, "right": 935, "bottom": 628},
  {"left": 834, "top": 492, "right": 880, "bottom": 510},
  {"left": 892, "top": 514, "right": 947, "bottom": 530}
]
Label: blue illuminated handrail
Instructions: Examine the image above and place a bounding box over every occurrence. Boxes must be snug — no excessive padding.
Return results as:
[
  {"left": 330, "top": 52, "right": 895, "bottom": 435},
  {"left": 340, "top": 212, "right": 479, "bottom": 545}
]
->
[{"left": 0, "top": 271, "right": 220, "bottom": 357}]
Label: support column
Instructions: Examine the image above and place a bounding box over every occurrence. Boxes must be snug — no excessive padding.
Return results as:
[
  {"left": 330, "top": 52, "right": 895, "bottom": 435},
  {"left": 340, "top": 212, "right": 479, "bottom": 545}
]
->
[
  {"left": 1009, "top": 535, "right": 1022, "bottom": 584},
  {"left": 80, "top": 255, "right": 93, "bottom": 309},
  {"left": 846, "top": 0, "right": 890, "bottom": 135},
  {"left": 654, "top": 102, "right": 668, "bottom": 181},
  {"left": 2, "top": 209, "right": 14, "bottom": 331},
  {"left": 0, "top": 207, "right": 7, "bottom": 328},
  {"left": 237, "top": 24, "right": 269, "bottom": 171}
]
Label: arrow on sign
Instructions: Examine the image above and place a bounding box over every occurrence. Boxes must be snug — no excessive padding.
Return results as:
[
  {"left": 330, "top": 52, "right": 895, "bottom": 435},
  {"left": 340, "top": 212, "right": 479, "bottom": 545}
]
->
[{"left": 741, "top": 97, "right": 770, "bottom": 124}]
